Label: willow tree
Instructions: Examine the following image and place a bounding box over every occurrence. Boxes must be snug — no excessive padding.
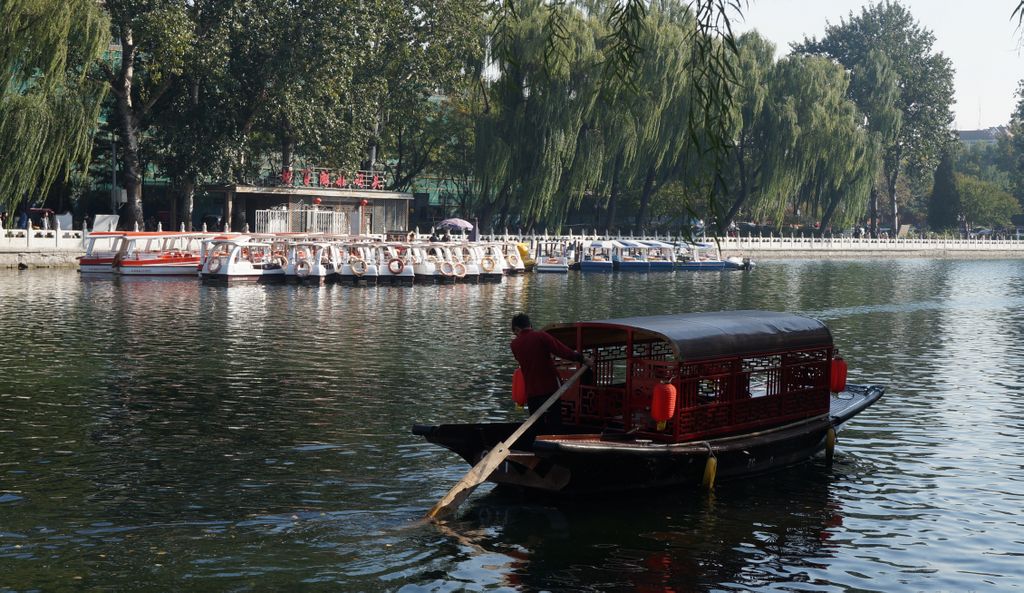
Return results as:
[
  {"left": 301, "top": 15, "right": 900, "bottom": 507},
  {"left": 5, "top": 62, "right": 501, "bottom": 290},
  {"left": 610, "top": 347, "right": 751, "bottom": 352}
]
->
[
  {"left": 620, "top": 1, "right": 698, "bottom": 233},
  {"left": 476, "top": 0, "right": 742, "bottom": 230},
  {"left": 713, "top": 31, "right": 783, "bottom": 232},
  {"left": 583, "top": 0, "right": 697, "bottom": 232},
  {"left": 0, "top": 0, "right": 109, "bottom": 224},
  {"left": 753, "top": 54, "right": 872, "bottom": 233},
  {"left": 794, "top": 1, "right": 953, "bottom": 236},
  {"left": 474, "top": 0, "right": 603, "bottom": 229}
]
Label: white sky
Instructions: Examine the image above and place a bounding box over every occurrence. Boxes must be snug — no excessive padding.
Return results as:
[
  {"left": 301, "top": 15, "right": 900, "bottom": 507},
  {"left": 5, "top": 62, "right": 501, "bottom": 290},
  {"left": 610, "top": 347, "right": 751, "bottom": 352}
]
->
[{"left": 735, "top": 0, "right": 1024, "bottom": 129}]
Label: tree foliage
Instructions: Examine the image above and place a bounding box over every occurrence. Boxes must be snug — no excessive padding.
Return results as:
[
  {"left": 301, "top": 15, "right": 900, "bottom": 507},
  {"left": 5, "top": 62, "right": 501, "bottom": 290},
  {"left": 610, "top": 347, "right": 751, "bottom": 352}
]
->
[
  {"left": 928, "top": 148, "right": 960, "bottom": 231},
  {"left": 957, "top": 173, "right": 1021, "bottom": 229},
  {"left": 0, "top": 0, "right": 109, "bottom": 223},
  {"left": 794, "top": 1, "right": 954, "bottom": 234}
]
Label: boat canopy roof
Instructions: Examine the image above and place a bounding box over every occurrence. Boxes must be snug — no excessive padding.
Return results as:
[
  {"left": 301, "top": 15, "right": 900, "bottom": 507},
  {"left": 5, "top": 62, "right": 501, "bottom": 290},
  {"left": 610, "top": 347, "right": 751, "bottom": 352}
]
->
[
  {"left": 544, "top": 310, "right": 833, "bottom": 362},
  {"left": 616, "top": 239, "right": 649, "bottom": 248},
  {"left": 638, "top": 239, "right": 675, "bottom": 248},
  {"left": 584, "top": 239, "right": 624, "bottom": 249}
]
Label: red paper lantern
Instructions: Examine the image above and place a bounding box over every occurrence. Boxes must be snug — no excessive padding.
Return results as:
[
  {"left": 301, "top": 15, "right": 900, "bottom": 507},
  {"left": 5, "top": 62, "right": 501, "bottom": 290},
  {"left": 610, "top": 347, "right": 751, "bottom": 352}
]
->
[
  {"left": 313, "top": 197, "right": 322, "bottom": 205},
  {"left": 830, "top": 357, "right": 848, "bottom": 393},
  {"left": 359, "top": 199, "right": 369, "bottom": 207},
  {"left": 651, "top": 383, "right": 677, "bottom": 431},
  {"left": 512, "top": 368, "right": 527, "bottom": 409}
]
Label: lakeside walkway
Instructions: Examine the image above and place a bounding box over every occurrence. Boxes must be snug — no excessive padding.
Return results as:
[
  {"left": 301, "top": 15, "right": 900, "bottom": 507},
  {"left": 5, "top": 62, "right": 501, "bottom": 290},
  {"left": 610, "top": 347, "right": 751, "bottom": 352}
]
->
[
  {"left": 3, "top": 227, "right": 1023, "bottom": 268},
  {"left": 713, "top": 234, "right": 1024, "bottom": 259}
]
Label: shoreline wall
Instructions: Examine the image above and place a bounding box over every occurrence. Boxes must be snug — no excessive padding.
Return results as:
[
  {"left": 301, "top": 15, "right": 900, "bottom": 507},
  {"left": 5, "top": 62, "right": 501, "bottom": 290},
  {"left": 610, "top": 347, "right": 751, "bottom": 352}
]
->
[{"left": 5, "top": 231, "right": 1024, "bottom": 269}]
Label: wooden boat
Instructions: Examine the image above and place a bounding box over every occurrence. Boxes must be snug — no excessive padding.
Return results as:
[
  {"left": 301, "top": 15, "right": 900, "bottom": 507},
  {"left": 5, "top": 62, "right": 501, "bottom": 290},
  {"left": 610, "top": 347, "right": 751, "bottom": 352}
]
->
[{"left": 413, "top": 311, "right": 883, "bottom": 495}]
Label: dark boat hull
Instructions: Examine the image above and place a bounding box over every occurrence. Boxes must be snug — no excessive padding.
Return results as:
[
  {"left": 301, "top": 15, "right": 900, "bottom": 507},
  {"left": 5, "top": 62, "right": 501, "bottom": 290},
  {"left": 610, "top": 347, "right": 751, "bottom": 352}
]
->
[{"left": 413, "top": 384, "right": 883, "bottom": 495}]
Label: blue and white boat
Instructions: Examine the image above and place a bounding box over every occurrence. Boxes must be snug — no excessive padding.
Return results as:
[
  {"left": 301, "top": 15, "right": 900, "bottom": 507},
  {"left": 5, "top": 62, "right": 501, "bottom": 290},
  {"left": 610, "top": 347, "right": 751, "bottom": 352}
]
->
[
  {"left": 638, "top": 240, "right": 676, "bottom": 271},
  {"left": 613, "top": 239, "right": 651, "bottom": 271},
  {"left": 675, "top": 241, "right": 754, "bottom": 271},
  {"left": 579, "top": 240, "right": 620, "bottom": 272}
]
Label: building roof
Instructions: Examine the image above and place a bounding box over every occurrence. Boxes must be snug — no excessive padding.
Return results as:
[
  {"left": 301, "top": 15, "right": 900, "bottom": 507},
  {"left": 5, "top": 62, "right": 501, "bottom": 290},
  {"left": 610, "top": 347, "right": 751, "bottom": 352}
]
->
[{"left": 958, "top": 127, "right": 1010, "bottom": 144}]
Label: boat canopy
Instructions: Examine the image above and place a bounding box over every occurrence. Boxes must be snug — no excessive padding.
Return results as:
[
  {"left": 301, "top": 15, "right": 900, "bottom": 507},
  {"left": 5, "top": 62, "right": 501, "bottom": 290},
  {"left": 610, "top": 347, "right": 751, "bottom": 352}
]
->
[
  {"left": 583, "top": 239, "right": 624, "bottom": 249},
  {"left": 638, "top": 239, "right": 675, "bottom": 248},
  {"left": 544, "top": 310, "right": 834, "bottom": 362}
]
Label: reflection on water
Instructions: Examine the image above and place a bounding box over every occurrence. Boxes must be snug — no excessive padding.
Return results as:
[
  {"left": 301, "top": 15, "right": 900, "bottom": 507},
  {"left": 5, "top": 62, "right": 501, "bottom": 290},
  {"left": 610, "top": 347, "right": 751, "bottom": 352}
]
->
[{"left": 2, "top": 261, "right": 1024, "bottom": 591}]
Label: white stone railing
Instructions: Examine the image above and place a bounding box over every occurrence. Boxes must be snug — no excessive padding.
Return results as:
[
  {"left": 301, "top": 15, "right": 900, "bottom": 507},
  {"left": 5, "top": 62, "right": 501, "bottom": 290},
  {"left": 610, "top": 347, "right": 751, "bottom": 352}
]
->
[
  {"left": 472, "top": 232, "right": 1024, "bottom": 253},
  {"left": 0, "top": 225, "right": 86, "bottom": 252},
  {"left": 713, "top": 235, "right": 1024, "bottom": 252}
]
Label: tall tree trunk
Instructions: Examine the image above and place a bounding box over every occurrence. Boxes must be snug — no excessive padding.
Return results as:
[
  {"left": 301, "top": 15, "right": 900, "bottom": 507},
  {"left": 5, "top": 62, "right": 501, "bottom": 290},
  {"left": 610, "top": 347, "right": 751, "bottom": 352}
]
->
[
  {"left": 634, "top": 166, "right": 656, "bottom": 233},
  {"left": 722, "top": 152, "right": 750, "bottom": 234},
  {"left": 182, "top": 178, "right": 195, "bottom": 231},
  {"left": 868, "top": 186, "right": 879, "bottom": 238},
  {"left": 604, "top": 152, "right": 624, "bottom": 231},
  {"left": 281, "top": 136, "right": 295, "bottom": 171},
  {"left": 819, "top": 180, "right": 840, "bottom": 237},
  {"left": 112, "top": 30, "right": 144, "bottom": 230},
  {"left": 887, "top": 169, "right": 899, "bottom": 237}
]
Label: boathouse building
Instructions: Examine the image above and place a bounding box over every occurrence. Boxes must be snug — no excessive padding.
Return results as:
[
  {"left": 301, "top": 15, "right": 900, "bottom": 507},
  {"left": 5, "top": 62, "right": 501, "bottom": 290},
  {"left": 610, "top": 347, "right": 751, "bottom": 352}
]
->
[{"left": 206, "top": 167, "right": 413, "bottom": 235}]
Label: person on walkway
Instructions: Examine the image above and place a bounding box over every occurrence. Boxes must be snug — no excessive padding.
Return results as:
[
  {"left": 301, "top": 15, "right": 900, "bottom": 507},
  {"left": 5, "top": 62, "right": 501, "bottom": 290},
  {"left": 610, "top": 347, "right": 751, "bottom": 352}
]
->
[{"left": 510, "top": 313, "right": 591, "bottom": 430}]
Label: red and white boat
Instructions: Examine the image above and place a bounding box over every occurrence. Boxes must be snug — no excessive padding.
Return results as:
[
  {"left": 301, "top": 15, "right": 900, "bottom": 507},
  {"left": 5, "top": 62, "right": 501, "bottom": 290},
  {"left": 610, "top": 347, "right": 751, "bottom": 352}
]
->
[
  {"left": 112, "top": 232, "right": 206, "bottom": 276},
  {"left": 78, "top": 231, "right": 126, "bottom": 273}
]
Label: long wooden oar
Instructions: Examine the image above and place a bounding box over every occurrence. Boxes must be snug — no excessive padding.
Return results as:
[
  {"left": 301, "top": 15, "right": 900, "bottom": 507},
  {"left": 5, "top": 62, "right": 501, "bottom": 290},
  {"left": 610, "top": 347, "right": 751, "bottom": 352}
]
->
[{"left": 426, "top": 365, "right": 588, "bottom": 520}]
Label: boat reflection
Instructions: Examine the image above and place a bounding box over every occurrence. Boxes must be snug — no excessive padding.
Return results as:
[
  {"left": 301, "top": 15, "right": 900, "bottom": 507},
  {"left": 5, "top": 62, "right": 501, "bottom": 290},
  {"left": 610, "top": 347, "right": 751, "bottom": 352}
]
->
[{"left": 438, "top": 463, "right": 845, "bottom": 592}]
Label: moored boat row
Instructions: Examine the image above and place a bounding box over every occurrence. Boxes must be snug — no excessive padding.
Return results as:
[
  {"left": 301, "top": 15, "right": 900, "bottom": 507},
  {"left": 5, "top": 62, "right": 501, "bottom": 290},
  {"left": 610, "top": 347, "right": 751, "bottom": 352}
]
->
[
  {"left": 79, "top": 231, "right": 530, "bottom": 284},
  {"left": 78, "top": 231, "right": 753, "bottom": 282}
]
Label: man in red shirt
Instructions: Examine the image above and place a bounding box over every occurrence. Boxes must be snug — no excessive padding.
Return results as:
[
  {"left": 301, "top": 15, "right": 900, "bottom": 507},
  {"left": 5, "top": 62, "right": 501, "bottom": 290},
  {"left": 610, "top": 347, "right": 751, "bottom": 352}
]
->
[{"left": 510, "top": 313, "right": 591, "bottom": 430}]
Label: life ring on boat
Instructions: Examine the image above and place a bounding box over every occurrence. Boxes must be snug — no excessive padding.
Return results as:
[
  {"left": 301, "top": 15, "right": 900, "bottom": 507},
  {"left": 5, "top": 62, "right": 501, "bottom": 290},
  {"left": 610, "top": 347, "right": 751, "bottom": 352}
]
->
[
  {"left": 208, "top": 258, "right": 222, "bottom": 274},
  {"left": 388, "top": 258, "right": 405, "bottom": 275},
  {"left": 508, "top": 254, "right": 521, "bottom": 266},
  {"left": 439, "top": 261, "right": 455, "bottom": 276},
  {"left": 481, "top": 256, "right": 496, "bottom": 272},
  {"left": 296, "top": 260, "right": 312, "bottom": 278},
  {"left": 453, "top": 262, "right": 467, "bottom": 278},
  {"left": 545, "top": 257, "right": 560, "bottom": 264},
  {"left": 351, "top": 258, "right": 368, "bottom": 276}
]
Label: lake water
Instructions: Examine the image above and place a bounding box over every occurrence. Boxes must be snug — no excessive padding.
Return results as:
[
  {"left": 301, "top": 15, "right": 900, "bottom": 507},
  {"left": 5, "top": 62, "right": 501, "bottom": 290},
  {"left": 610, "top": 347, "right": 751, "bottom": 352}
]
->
[{"left": 1, "top": 260, "right": 1023, "bottom": 592}]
